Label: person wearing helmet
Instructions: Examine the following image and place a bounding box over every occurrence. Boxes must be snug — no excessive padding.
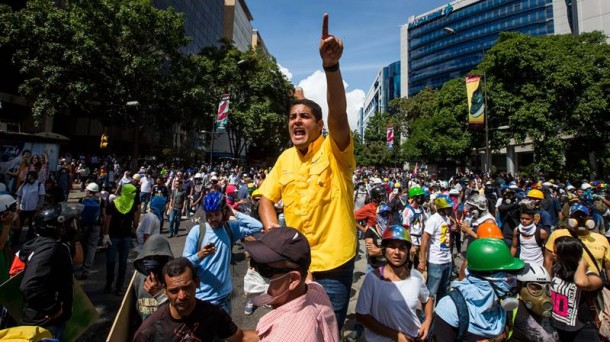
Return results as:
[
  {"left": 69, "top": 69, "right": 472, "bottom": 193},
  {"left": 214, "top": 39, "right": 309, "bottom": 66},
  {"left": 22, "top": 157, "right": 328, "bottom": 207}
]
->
[
  {"left": 461, "top": 194, "right": 496, "bottom": 242},
  {"left": 544, "top": 204, "right": 610, "bottom": 278},
  {"left": 430, "top": 238, "right": 525, "bottom": 341},
  {"left": 13, "top": 204, "right": 75, "bottom": 340},
  {"left": 356, "top": 225, "right": 434, "bottom": 341},
  {"left": 498, "top": 186, "right": 522, "bottom": 247},
  {"left": 419, "top": 194, "right": 455, "bottom": 302},
  {"left": 77, "top": 182, "right": 106, "bottom": 280},
  {"left": 182, "top": 191, "right": 262, "bottom": 314},
  {"left": 510, "top": 207, "right": 548, "bottom": 267},
  {"left": 354, "top": 184, "right": 386, "bottom": 236},
  {"left": 13, "top": 170, "right": 46, "bottom": 246},
  {"left": 402, "top": 186, "right": 429, "bottom": 266},
  {"left": 524, "top": 189, "right": 552, "bottom": 232},
  {"left": 190, "top": 172, "right": 205, "bottom": 215},
  {"left": 507, "top": 263, "right": 557, "bottom": 342}
]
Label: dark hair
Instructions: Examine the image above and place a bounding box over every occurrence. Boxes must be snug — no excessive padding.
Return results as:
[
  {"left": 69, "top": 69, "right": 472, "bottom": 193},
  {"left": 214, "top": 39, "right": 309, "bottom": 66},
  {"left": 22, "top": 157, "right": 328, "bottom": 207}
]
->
[
  {"left": 290, "top": 99, "right": 322, "bottom": 122},
  {"left": 520, "top": 207, "right": 535, "bottom": 217},
  {"left": 163, "top": 257, "right": 196, "bottom": 280},
  {"left": 553, "top": 236, "right": 582, "bottom": 282}
]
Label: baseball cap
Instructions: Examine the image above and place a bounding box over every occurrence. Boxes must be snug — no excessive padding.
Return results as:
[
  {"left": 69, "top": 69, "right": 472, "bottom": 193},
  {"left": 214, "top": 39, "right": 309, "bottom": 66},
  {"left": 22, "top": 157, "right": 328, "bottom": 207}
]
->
[
  {"left": 132, "top": 174, "right": 141, "bottom": 181},
  {"left": 244, "top": 227, "right": 311, "bottom": 272}
]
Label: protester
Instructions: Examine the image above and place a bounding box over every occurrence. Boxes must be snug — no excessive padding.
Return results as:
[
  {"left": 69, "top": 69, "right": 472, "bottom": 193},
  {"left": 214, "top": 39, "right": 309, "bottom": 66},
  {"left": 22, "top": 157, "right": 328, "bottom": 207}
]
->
[
  {"left": 430, "top": 238, "right": 525, "bottom": 341},
  {"left": 258, "top": 14, "right": 357, "bottom": 330},
  {"left": 13, "top": 171, "right": 45, "bottom": 246},
  {"left": 103, "top": 183, "right": 140, "bottom": 295},
  {"left": 15, "top": 205, "right": 75, "bottom": 340},
  {"left": 244, "top": 227, "right": 339, "bottom": 341},
  {"left": 182, "top": 191, "right": 262, "bottom": 314},
  {"left": 78, "top": 182, "right": 105, "bottom": 280},
  {"left": 550, "top": 236, "right": 602, "bottom": 341},
  {"left": 132, "top": 257, "right": 250, "bottom": 341},
  {"left": 356, "top": 225, "right": 433, "bottom": 341}
]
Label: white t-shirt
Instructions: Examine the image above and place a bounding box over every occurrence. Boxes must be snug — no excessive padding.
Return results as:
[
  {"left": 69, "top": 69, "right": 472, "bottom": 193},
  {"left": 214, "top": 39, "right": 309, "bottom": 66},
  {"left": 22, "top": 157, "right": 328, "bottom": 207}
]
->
[
  {"left": 356, "top": 269, "right": 429, "bottom": 341},
  {"left": 140, "top": 176, "right": 153, "bottom": 193},
  {"left": 135, "top": 213, "right": 160, "bottom": 253},
  {"left": 402, "top": 205, "right": 427, "bottom": 246},
  {"left": 424, "top": 213, "right": 452, "bottom": 264}
]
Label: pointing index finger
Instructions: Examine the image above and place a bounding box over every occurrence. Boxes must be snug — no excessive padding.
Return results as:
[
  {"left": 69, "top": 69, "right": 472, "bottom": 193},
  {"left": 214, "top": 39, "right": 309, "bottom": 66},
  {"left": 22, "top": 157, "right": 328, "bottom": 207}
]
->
[{"left": 322, "top": 13, "right": 329, "bottom": 39}]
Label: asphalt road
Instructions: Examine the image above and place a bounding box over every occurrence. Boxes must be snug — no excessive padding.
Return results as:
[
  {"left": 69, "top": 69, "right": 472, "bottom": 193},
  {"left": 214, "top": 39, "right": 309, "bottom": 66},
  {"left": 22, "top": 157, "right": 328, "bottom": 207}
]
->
[{"left": 68, "top": 185, "right": 369, "bottom": 341}]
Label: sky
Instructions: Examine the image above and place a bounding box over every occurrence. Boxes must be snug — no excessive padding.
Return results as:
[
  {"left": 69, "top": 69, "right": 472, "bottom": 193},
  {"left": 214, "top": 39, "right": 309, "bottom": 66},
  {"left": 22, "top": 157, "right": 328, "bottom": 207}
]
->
[{"left": 248, "top": 0, "right": 449, "bottom": 130}]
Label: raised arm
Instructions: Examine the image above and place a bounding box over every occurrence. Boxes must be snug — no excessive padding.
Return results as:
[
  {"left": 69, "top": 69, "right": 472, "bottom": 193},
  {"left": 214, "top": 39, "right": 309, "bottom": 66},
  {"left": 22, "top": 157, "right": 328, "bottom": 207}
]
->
[{"left": 320, "top": 13, "right": 349, "bottom": 151}]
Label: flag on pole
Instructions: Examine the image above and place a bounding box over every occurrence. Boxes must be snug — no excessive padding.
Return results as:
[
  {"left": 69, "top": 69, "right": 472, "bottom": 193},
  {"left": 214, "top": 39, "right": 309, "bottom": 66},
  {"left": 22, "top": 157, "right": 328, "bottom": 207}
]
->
[
  {"left": 215, "top": 94, "right": 230, "bottom": 133},
  {"left": 386, "top": 125, "right": 394, "bottom": 149},
  {"left": 466, "top": 75, "right": 485, "bottom": 127}
]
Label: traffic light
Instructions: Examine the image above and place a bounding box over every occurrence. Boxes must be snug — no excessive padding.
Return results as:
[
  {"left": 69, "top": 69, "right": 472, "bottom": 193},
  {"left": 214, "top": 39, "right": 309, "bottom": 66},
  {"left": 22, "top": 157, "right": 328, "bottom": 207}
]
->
[{"left": 100, "top": 134, "right": 109, "bottom": 149}]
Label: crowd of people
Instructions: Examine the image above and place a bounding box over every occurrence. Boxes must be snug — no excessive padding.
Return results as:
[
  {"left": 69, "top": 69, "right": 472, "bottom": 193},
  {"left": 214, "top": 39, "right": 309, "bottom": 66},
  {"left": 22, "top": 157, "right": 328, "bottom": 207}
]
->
[{"left": 1, "top": 13, "right": 610, "bottom": 342}]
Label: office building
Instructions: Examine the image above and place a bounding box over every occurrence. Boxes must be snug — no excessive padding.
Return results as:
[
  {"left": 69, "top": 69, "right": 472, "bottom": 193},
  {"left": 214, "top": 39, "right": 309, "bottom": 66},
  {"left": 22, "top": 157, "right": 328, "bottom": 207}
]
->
[{"left": 359, "top": 61, "right": 401, "bottom": 142}]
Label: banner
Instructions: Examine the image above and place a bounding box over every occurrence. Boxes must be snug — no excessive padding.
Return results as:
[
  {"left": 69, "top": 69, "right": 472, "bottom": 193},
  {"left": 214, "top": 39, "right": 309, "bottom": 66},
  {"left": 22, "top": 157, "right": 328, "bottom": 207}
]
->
[
  {"left": 215, "top": 94, "right": 230, "bottom": 133},
  {"left": 386, "top": 125, "right": 394, "bottom": 149},
  {"left": 466, "top": 75, "right": 485, "bottom": 127}
]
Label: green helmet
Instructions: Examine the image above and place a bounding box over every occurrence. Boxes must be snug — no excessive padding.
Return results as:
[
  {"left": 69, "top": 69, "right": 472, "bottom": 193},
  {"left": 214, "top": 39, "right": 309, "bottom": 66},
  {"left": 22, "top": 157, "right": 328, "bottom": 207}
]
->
[
  {"left": 409, "top": 186, "right": 424, "bottom": 198},
  {"left": 467, "top": 238, "right": 525, "bottom": 272}
]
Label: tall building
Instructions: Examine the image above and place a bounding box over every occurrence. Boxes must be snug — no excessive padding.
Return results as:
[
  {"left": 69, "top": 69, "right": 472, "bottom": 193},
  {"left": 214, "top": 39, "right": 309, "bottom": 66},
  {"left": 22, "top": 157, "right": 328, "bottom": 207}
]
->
[
  {"left": 359, "top": 61, "right": 400, "bottom": 142},
  {"left": 153, "top": 0, "right": 225, "bottom": 55},
  {"left": 401, "top": 0, "right": 610, "bottom": 98},
  {"left": 223, "top": 0, "right": 253, "bottom": 52}
]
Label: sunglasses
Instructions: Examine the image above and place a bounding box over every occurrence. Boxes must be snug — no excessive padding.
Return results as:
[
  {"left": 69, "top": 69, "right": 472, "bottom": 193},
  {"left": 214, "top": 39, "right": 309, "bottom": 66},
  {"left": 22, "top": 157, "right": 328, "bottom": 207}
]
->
[
  {"left": 251, "top": 261, "right": 297, "bottom": 279},
  {"left": 527, "top": 282, "right": 550, "bottom": 297}
]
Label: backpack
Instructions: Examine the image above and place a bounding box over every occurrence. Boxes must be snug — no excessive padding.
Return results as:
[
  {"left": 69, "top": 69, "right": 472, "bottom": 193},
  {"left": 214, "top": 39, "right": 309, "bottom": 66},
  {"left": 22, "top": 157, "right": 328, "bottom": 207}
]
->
[
  {"left": 448, "top": 288, "right": 469, "bottom": 341},
  {"left": 196, "top": 220, "right": 236, "bottom": 265},
  {"left": 80, "top": 196, "right": 101, "bottom": 225}
]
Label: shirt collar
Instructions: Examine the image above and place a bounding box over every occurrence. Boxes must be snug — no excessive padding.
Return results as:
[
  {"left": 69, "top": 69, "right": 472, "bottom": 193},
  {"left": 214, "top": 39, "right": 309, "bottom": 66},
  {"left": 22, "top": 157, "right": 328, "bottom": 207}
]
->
[{"left": 297, "top": 135, "right": 324, "bottom": 160}]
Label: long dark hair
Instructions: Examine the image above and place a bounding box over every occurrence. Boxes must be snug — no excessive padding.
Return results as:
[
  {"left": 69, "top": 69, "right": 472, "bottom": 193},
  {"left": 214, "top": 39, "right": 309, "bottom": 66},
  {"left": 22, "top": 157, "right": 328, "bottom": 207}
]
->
[{"left": 552, "top": 236, "right": 583, "bottom": 282}]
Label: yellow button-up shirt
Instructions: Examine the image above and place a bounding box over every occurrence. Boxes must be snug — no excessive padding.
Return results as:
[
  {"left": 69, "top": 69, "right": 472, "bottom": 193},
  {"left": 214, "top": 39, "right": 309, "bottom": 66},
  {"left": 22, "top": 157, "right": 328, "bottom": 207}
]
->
[{"left": 259, "top": 134, "right": 356, "bottom": 272}]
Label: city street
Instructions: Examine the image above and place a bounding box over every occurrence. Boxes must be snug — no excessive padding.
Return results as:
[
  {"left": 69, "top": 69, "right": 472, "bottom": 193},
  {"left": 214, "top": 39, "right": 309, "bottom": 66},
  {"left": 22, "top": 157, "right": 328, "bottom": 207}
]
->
[{"left": 67, "top": 186, "right": 369, "bottom": 341}]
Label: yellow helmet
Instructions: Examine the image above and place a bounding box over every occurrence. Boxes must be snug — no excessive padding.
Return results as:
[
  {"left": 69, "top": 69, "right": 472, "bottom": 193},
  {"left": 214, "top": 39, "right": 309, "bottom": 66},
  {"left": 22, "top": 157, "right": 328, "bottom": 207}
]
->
[
  {"left": 252, "top": 189, "right": 262, "bottom": 198},
  {"left": 527, "top": 189, "right": 544, "bottom": 200}
]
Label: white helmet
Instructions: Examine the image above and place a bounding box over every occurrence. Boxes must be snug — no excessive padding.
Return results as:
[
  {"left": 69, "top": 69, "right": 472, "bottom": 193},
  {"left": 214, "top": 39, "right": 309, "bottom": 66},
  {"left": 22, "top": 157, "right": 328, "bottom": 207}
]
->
[
  {"left": 449, "top": 188, "right": 460, "bottom": 196},
  {"left": 465, "top": 194, "right": 488, "bottom": 211},
  {"left": 581, "top": 183, "right": 592, "bottom": 190},
  {"left": 517, "top": 263, "right": 551, "bottom": 283},
  {"left": 0, "top": 194, "right": 17, "bottom": 213},
  {"left": 194, "top": 173, "right": 203, "bottom": 179},
  {"left": 439, "top": 181, "right": 449, "bottom": 189},
  {"left": 86, "top": 182, "right": 100, "bottom": 193}
]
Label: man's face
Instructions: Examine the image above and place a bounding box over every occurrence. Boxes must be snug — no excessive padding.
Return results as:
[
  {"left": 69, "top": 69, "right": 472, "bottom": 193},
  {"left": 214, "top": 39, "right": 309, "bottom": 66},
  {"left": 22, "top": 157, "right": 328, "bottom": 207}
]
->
[
  {"left": 206, "top": 210, "right": 224, "bottom": 228},
  {"left": 264, "top": 261, "right": 297, "bottom": 308},
  {"left": 289, "top": 104, "right": 323, "bottom": 151},
  {"left": 164, "top": 269, "right": 198, "bottom": 318}
]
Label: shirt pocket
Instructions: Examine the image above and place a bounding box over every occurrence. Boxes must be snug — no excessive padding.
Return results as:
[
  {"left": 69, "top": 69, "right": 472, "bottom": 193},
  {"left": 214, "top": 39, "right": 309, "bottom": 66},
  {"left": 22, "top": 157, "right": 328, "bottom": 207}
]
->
[
  {"left": 279, "top": 173, "right": 297, "bottom": 209},
  {"left": 308, "top": 159, "right": 332, "bottom": 205}
]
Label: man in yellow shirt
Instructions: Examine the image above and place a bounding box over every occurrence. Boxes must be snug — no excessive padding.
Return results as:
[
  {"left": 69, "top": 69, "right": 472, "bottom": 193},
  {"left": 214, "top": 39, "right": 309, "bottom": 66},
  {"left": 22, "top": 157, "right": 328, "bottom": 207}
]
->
[
  {"left": 258, "top": 14, "right": 356, "bottom": 331},
  {"left": 544, "top": 203, "right": 610, "bottom": 276}
]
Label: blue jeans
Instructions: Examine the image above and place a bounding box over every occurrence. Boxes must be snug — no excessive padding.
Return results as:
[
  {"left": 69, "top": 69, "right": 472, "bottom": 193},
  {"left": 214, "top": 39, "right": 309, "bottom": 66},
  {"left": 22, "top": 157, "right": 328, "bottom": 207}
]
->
[
  {"left": 212, "top": 295, "right": 232, "bottom": 316},
  {"left": 106, "top": 237, "right": 131, "bottom": 290},
  {"left": 313, "top": 257, "right": 355, "bottom": 332},
  {"left": 168, "top": 208, "right": 181, "bottom": 236},
  {"left": 140, "top": 192, "right": 151, "bottom": 213},
  {"left": 45, "top": 322, "right": 65, "bottom": 340},
  {"left": 427, "top": 262, "right": 452, "bottom": 303}
]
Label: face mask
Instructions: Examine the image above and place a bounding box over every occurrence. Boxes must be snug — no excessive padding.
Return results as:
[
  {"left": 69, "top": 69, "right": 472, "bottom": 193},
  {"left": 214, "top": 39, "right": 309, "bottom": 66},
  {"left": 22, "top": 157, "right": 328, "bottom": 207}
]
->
[
  {"left": 485, "top": 273, "right": 519, "bottom": 311},
  {"left": 252, "top": 272, "right": 293, "bottom": 307},
  {"left": 520, "top": 282, "right": 552, "bottom": 317},
  {"left": 568, "top": 218, "right": 595, "bottom": 231}
]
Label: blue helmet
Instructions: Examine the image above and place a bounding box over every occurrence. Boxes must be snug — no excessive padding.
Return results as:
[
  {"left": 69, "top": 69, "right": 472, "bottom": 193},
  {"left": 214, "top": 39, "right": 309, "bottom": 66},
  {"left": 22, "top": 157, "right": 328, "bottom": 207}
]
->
[
  {"left": 204, "top": 191, "right": 226, "bottom": 212},
  {"left": 377, "top": 203, "right": 391, "bottom": 215},
  {"left": 570, "top": 203, "right": 590, "bottom": 216}
]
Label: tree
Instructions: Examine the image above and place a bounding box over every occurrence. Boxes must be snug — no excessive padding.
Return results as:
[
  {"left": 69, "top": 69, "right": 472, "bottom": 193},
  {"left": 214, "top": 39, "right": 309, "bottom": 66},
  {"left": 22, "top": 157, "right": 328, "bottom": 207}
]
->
[
  {"left": 400, "top": 79, "right": 472, "bottom": 164},
  {"left": 485, "top": 31, "right": 610, "bottom": 176},
  {"left": 389, "top": 86, "right": 437, "bottom": 137},
  {"left": 355, "top": 111, "right": 400, "bottom": 166},
  {"left": 191, "top": 41, "right": 294, "bottom": 161}
]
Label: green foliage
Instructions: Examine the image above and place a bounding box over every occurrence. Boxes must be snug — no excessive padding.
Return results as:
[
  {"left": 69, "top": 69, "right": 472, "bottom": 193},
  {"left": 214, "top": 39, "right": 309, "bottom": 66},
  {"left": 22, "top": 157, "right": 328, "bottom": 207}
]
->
[{"left": 354, "top": 111, "right": 401, "bottom": 166}]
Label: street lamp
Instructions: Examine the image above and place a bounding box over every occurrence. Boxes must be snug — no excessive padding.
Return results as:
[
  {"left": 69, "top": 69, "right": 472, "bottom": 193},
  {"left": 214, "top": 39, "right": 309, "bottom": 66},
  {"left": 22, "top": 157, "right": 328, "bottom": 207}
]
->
[{"left": 443, "top": 27, "right": 491, "bottom": 174}]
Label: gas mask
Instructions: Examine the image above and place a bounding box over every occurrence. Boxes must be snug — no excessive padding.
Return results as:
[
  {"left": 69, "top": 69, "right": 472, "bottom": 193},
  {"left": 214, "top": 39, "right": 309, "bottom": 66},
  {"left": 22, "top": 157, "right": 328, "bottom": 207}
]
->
[
  {"left": 503, "top": 192, "right": 515, "bottom": 204},
  {"left": 568, "top": 217, "right": 595, "bottom": 232},
  {"left": 519, "top": 282, "right": 552, "bottom": 317},
  {"left": 464, "top": 209, "right": 479, "bottom": 227}
]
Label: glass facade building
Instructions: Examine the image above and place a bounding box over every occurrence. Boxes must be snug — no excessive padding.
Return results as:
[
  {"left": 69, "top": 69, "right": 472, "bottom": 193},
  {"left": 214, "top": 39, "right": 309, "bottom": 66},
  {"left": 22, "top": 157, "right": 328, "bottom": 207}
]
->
[
  {"left": 153, "top": 0, "right": 225, "bottom": 55},
  {"left": 359, "top": 61, "right": 401, "bottom": 141},
  {"left": 401, "top": 0, "right": 554, "bottom": 97}
]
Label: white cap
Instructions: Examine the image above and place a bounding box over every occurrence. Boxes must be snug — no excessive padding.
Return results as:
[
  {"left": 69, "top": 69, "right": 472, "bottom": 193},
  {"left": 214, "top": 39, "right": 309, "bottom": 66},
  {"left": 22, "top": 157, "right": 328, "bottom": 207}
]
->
[
  {"left": 0, "top": 194, "right": 16, "bottom": 213},
  {"left": 581, "top": 183, "right": 592, "bottom": 190},
  {"left": 566, "top": 184, "right": 575, "bottom": 190},
  {"left": 211, "top": 176, "right": 218, "bottom": 181},
  {"left": 86, "top": 183, "right": 100, "bottom": 192},
  {"left": 194, "top": 173, "right": 203, "bottom": 179}
]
